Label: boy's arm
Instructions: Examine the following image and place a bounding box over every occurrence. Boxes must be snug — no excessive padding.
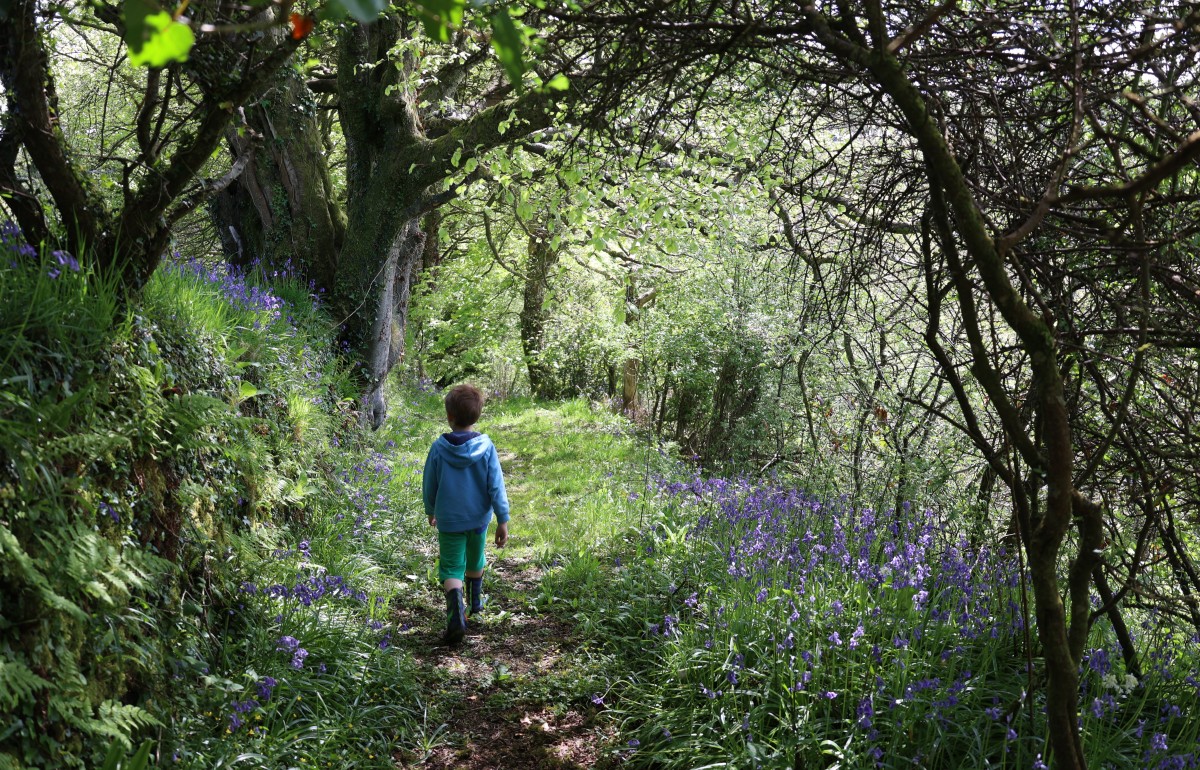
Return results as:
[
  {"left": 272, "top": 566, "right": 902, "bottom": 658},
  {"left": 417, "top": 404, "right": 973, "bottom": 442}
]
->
[
  {"left": 422, "top": 448, "right": 438, "bottom": 523},
  {"left": 488, "top": 444, "right": 510, "bottom": 524}
]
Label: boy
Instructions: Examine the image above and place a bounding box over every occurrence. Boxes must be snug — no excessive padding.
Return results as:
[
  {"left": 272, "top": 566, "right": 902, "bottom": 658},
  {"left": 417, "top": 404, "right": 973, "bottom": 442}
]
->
[{"left": 422, "top": 384, "right": 510, "bottom": 645}]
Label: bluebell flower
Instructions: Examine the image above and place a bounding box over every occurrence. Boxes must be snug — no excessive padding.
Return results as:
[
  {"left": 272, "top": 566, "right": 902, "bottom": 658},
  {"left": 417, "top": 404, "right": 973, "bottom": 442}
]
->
[
  {"left": 256, "top": 676, "right": 277, "bottom": 700},
  {"left": 52, "top": 250, "right": 79, "bottom": 272}
]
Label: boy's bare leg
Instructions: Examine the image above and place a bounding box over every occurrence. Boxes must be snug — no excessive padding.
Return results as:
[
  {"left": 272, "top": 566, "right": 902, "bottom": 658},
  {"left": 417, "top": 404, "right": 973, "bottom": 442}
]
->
[{"left": 443, "top": 578, "right": 463, "bottom": 590}]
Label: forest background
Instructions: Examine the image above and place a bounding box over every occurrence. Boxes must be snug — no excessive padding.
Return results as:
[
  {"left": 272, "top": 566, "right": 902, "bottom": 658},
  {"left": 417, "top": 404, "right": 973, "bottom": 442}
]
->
[{"left": 2, "top": 0, "right": 1200, "bottom": 768}]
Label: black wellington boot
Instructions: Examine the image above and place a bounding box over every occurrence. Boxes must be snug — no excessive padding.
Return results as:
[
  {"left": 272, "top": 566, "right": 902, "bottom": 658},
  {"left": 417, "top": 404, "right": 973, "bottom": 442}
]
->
[
  {"left": 466, "top": 576, "right": 486, "bottom": 618},
  {"left": 443, "top": 587, "right": 466, "bottom": 646}
]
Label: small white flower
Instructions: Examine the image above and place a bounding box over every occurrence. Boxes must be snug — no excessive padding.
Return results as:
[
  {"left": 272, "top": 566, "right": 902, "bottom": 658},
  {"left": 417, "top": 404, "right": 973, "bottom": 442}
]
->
[{"left": 1101, "top": 673, "right": 1118, "bottom": 690}]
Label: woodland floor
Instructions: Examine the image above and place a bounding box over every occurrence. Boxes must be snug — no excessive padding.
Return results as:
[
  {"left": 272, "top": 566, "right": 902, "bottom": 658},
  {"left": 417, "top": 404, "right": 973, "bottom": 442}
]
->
[
  {"left": 389, "top": 419, "right": 623, "bottom": 770},
  {"left": 392, "top": 556, "right": 614, "bottom": 770}
]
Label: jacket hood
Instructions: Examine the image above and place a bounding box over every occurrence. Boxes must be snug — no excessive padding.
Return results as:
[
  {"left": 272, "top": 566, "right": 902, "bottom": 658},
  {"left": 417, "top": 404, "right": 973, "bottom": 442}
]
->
[{"left": 432, "top": 433, "right": 494, "bottom": 468}]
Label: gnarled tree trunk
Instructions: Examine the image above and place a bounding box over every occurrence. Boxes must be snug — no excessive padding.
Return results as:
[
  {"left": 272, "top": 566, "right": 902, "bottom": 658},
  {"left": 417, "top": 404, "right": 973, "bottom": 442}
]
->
[{"left": 211, "top": 70, "right": 345, "bottom": 291}]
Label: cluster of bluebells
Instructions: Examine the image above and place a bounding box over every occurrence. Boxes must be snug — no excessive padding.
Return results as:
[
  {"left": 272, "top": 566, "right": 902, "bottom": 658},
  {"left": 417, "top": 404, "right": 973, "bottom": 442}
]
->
[
  {"left": 228, "top": 676, "right": 277, "bottom": 732},
  {"left": 335, "top": 451, "right": 398, "bottom": 540},
  {"left": 1082, "top": 626, "right": 1200, "bottom": 770},
  {"left": 276, "top": 635, "right": 310, "bottom": 669},
  {"left": 1, "top": 221, "right": 37, "bottom": 264},
  {"left": 162, "top": 255, "right": 287, "bottom": 322},
  {"left": 656, "top": 476, "right": 1021, "bottom": 640},
  {"left": 240, "top": 571, "right": 368, "bottom": 607},
  {"left": 623, "top": 475, "right": 1200, "bottom": 767},
  {"left": 2, "top": 221, "right": 80, "bottom": 278}
]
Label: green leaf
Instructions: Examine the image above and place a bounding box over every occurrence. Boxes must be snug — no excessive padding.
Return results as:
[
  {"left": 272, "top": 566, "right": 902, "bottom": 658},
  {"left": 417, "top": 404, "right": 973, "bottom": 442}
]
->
[
  {"left": 127, "top": 11, "right": 195, "bottom": 68},
  {"left": 489, "top": 7, "right": 526, "bottom": 89},
  {"left": 122, "top": 0, "right": 155, "bottom": 55},
  {"left": 128, "top": 741, "right": 154, "bottom": 770},
  {"left": 236, "top": 381, "right": 268, "bottom": 404},
  {"left": 100, "top": 738, "right": 124, "bottom": 770},
  {"left": 333, "top": 0, "right": 388, "bottom": 22},
  {"left": 316, "top": 2, "right": 349, "bottom": 22},
  {"left": 544, "top": 73, "right": 569, "bottom": 91},
  {"left": 413, "top": 0, "right": 465, "bottom": 42}
]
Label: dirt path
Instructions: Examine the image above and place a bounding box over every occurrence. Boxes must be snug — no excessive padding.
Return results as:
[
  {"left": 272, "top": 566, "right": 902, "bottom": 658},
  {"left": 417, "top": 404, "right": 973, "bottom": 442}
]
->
[{"left": 391, "top": 554, "right": 614, "bottom": 770}]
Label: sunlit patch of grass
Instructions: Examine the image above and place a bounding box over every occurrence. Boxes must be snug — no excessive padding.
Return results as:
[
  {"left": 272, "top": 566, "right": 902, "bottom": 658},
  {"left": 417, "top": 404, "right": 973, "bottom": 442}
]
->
[
  {"left": 377, "top": 392, "right": 655, "bottom": 566},
  {"left": 485, "top": 399, "right": 646, "bottom": 560}
]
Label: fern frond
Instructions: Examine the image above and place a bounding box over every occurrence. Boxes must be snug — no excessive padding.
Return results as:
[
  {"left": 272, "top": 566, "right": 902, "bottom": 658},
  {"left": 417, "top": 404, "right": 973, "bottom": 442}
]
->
[
  {"left": 0, "top": 659, "right": 50, "bottom": 711},
  {"left": 82, "top": 702, "right": 161, "bottom": 744},
  {"left": 0, "top": 522, "right": 86, "bottom": 620},
  {"left": 164, "top": 393, "right": 233, "bottom": 439},
  {"left": 39, "top": 430, "right": 132, "bottom": 464}
]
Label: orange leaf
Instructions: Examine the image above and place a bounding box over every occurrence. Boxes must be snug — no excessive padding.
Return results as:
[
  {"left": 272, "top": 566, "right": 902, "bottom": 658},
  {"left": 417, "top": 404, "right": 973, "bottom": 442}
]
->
[{"left": 290, "top": 13, "right": 314, "bottom": 40}]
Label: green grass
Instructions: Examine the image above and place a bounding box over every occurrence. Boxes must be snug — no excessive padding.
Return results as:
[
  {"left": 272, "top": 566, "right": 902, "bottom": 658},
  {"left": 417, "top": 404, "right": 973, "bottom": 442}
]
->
[{"left": 377, "top": 393, "right": 654, "bottom": 566}]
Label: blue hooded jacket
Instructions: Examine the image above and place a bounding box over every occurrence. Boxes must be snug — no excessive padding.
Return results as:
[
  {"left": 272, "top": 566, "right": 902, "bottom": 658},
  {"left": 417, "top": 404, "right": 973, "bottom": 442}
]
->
[{"left": 422, "top": 432, "right": 510, "bottom": 533}]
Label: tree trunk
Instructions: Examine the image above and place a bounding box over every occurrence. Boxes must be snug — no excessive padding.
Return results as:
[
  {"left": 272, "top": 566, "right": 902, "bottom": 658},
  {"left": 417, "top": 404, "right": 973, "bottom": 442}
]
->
[
  {"left": 520, "top": 225, "right": 560, "bottom": 398},
  {"left": 621, "top": 273, "right": 642, "bottom": 414},
  {"left": 211, "top": 71, "right": 345, "bottom": 291},
  {"left": 622, "top": 357, "right": 640, "bottom": 414},
  {"left": 333, "top": 197, "right": 425, "bottom": 428},
  {"left": 621, "top": 275, "right": 658, "bottom": 416},
  {"left": 357, "top": 218, "right": 423, "bottom": 426}
]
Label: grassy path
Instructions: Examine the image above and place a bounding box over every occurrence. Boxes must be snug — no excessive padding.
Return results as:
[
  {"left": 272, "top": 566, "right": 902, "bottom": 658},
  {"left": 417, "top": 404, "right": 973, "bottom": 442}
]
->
[{"left": 386, "top": 399, "right": 642, "bottom": 769}]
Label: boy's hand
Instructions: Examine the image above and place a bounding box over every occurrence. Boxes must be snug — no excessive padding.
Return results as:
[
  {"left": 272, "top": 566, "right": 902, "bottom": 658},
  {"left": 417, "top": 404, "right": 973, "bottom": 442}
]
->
[
  {"left": 495, "top": 521, "right": 509, "bottom": 548},
  {"left": 428, "top": 516, "right": 437, "bottom": 527}
]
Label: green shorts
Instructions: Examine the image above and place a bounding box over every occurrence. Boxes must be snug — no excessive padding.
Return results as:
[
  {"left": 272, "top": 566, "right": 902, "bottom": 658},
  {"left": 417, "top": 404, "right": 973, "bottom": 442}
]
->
[{"left": 437, "top": 527, "right": 487, "bottom": 582}]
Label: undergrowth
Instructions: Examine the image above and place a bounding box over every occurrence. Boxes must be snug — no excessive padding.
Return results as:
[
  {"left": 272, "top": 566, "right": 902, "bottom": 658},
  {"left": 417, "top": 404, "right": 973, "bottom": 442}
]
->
[{"left": 0, "top": 236, "right": 421, "bottom": 769}]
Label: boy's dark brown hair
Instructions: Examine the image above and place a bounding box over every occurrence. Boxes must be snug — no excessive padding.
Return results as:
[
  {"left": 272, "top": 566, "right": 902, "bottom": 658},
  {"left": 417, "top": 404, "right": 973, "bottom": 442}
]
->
[{"left": 444, "top": 384, "right": 484, "bottom": 428}]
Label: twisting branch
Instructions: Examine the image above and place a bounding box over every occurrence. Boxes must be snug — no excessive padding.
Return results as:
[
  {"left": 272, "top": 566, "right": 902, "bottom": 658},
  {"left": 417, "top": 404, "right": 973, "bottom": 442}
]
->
[
  {"left": 167, "top": 142, "right": 259, "bottom": 226},
  {"left": 886, "top": 0, "right": 958, "bottom": 55},
  {"left": 7, "top": 0, "right": 110, "bottom": 257},
  {"left": 1058, "top": 129, "right": 1200, "bottom": 203}
]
